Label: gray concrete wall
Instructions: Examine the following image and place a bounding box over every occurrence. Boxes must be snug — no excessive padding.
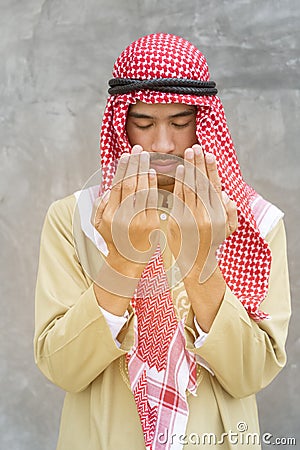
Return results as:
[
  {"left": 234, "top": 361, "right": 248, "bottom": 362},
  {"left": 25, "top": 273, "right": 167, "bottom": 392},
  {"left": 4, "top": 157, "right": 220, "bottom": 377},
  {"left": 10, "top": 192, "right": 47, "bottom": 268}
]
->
[{"left": 0, "top": 0, "right": 299, "bottom": 448}]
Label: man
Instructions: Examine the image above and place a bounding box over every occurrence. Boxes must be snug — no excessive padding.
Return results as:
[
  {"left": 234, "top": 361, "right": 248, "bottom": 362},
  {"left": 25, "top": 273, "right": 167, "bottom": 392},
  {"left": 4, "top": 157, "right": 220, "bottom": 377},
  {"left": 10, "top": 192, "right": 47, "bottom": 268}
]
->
[{"left": 34, "top": 33, "right": 291, "bottom": 449}]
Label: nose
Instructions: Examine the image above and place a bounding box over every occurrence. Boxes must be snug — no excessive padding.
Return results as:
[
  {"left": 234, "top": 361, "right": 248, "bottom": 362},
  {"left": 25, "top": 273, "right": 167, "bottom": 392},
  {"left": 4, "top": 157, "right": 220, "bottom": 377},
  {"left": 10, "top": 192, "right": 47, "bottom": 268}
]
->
[{"left": 151, "top": 125, "right": 175, "bottom": 153}]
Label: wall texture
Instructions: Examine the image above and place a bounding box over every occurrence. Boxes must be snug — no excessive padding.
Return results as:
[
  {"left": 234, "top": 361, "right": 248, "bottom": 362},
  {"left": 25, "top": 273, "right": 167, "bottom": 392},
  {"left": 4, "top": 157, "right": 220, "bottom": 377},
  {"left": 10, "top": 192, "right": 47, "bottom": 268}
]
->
[{"left": 0, "top": 1, "right": 299, "bottom": 449}]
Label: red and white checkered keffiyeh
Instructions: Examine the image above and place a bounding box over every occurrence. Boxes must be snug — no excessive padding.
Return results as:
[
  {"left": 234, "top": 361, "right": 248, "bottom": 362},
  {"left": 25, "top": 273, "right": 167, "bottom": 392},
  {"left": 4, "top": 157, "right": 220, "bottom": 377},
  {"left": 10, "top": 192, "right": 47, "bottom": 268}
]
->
[{"left": 99, "top": 33, "right": 272, "bottom": 449}]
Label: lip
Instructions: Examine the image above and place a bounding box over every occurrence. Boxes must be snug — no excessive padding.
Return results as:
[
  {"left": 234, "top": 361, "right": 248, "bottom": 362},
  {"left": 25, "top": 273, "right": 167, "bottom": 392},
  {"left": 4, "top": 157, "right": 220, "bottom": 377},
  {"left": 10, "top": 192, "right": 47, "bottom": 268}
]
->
[{"left": 150, "top": 160, "right": 179, "bottom": 174}]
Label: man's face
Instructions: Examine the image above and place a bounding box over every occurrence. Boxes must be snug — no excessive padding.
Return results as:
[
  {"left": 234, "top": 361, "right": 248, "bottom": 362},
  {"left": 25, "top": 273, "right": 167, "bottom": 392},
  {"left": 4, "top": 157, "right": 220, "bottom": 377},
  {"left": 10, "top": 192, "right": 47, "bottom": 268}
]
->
[{"left": 126, "top": 101, "right": 198, "bottom": 191}]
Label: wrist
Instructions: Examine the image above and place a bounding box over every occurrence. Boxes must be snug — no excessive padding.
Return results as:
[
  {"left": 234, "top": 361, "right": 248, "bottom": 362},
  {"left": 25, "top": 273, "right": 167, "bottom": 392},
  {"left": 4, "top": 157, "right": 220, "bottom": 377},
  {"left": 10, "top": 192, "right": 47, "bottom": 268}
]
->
[
  {"left": 93, "top": 283, "right": 130, "bottom": 316},
  {"left": 184, "top": 266, "right": 226, "bottom": 307},
  {"left": 184, "top": 268, "right": 226, "bottom": 333},
  {"left": 106, "top": 250, "right": 146, "bottom": 279},
  {"left": 185, "top": 263, "right": 224, "bottom": 286},
  {"left": 93, "top": 249, "right": 148, "bottom": 314},
  {"left": 182, "top": 252, "right": 219, "bottom": 282}
]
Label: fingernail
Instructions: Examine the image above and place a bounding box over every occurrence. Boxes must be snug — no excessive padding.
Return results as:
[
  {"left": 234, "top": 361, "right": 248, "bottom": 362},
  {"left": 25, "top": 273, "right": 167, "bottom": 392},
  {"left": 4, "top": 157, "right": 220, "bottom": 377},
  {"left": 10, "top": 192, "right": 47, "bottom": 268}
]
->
[
  {"left": 185, "top": 148, "right": 194, "bottom": 160},
  {"left": 193, "top": 144, "right": 202, "bottom": 155},
  {"left": 120, "top": 153, "right": 129, "bottom": 163},
  {"left": 176, "top": 164, "right": 184, "bottom": 176},
  {"left": 131, "top": 145, "right": 143, "bottom": 154},
  {"left": 205, "top": 153, "right": 215, "bottom": 163},
  {"left": 149, "top": 168, "right": 156, "bottom": 179},
  {"left": 222, "top": 191, "right": 230, "bottom": 204}
]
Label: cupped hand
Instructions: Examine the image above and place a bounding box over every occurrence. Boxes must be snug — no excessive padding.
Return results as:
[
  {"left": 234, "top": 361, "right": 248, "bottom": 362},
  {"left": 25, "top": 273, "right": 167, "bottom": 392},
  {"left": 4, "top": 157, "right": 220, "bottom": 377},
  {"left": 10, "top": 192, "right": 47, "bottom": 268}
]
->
[
  {"left": 92, "top": 145, "right": 160, "bottom": 270},
  {"left": 167, "top": 144, "right": 238, "bottom": 283}
]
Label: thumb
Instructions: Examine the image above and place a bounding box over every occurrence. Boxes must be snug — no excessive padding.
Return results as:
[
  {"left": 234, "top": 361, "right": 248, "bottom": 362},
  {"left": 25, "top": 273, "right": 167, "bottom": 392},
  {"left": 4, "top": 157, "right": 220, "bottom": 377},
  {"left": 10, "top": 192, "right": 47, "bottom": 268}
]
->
[{"left": 91, "top": 191, "right": 110, "bottom": 230}]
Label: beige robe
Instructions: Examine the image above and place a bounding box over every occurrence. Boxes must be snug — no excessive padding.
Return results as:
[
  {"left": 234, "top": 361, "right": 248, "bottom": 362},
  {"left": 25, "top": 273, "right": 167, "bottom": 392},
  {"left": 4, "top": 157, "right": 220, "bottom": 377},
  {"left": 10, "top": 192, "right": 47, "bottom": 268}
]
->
[{"left": 34, "top": 193, "right": 291, "bottom": 450}]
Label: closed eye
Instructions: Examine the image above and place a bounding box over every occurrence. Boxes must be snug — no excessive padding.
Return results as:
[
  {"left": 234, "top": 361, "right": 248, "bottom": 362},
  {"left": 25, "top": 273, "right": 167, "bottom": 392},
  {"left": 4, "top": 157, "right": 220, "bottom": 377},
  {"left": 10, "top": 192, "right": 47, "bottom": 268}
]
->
[
  {"left": 172, "top": 121, "right": 191, "bottom": 128},
  {"left": 133, "top": 123, "right": 153, "bottom": 129}
]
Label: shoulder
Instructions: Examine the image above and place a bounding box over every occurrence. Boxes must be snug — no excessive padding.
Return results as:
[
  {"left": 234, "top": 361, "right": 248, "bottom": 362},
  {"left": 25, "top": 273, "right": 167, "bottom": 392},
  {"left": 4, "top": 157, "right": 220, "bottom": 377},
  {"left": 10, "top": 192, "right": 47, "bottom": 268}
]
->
[
  {"left": 44, "top": 186, "right": 107, "bottom": 255},
  {"left": 47, "top": 193, "right": 77, "bottom": 218},
  {"left": 249, "top": 193, "right": 284, "bottom": 239},
  {"left": 46, "top": 194, "right": 76, "bottom": 224},
  {"left": 265, "top": 218, "right": 287, "bottom": 249},
  {"left": 47, "top": 185, "right": 100, "bottom": 220}
]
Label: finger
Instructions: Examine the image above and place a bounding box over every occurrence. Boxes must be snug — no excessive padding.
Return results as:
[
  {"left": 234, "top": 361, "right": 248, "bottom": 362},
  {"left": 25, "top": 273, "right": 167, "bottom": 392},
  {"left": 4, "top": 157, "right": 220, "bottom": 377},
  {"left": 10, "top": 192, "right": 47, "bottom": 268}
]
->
[
  {"left": 122, "top": 153, "right": 139, "bottom": 201},
  {"left": 146, "top": 168, "right": 160, "bottom": 248},
  {"left": 131, "top": 144, "right": 143, "bottom": 155},
  {"left": 205, "top": 153, "right": 222, "bottom": 207},
  {"left": 227, "top": 201, "right": 238, "bottom": 235},
  {"left": 91, "top": 191, "right": 110, "bottom": 229},
  {"left": 193, "top": 145, "right": 209, "bottom": 206},
  {"left": 112, "top": 153, "right": 130, "bottom": 186},
  {"left": 222, "top": 192, "right": 238, "bottom": 236},
  {"left": 183, "top": 148, "right": 196, "bottom": 206},
  {"left": 147, "top": 168, "right": 158, "bottom": 209},
  {"left": 193, "top": 144, "right": 207, "bottom": 176},
  {"left": 172, "top": 164, "right": 185, "bottom": 214},
  {"left": 109, "top": 153, "right": 130, "bottom": 205},
  {"left": 135, "top": 151, "right": 150, "bottom": 210}
]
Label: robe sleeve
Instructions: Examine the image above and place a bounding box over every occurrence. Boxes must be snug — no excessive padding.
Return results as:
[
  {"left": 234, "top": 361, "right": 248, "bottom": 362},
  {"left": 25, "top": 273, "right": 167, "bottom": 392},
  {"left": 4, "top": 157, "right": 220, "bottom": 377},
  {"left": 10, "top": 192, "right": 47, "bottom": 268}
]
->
[
  {"left": 185, "top": 218, "right": 291, "bottom": 398},
  {"left": 34, "top": 197, "right": 134, "bottom": 393}
]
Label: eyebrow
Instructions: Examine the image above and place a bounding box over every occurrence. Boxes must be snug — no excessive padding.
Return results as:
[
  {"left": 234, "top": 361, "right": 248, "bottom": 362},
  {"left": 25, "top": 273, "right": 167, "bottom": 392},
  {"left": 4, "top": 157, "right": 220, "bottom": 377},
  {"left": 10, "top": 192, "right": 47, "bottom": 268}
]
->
[{"left": 128, "top": 109, "right": 196, "bottom": 119}]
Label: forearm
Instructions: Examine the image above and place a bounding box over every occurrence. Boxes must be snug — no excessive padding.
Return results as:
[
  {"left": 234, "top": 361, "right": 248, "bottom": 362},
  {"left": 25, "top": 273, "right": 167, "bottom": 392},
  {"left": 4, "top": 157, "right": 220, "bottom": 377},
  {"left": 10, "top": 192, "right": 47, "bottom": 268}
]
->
[
  {"left": 35, "top": 284, "right": 134, "bottom": 393},
  {"left": 185, "top": 220, "right": 291, "bottom": 398},
  {"left": 183, "top": 264, "right": 226, "bottom": 333},
  {"left": 188, "top": 288, "right": 289, "bottom": 398},
  {"left": 34, "top": 199, "right": 137, "bottom": 392},
  {"left": 93, "top": 251, "right": 146, "bottom": 316}
]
